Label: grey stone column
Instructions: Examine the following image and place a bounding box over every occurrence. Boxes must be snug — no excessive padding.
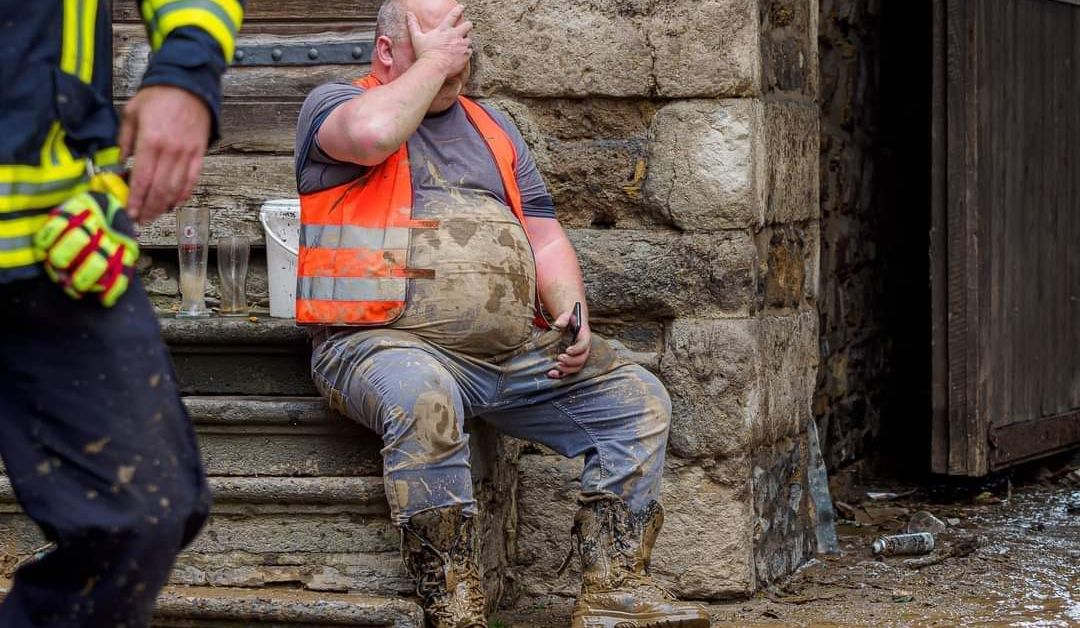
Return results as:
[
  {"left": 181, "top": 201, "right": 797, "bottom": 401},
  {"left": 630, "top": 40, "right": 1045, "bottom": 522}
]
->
[{"left": 469, "top": 0, "right": 821, "bottom": 601}]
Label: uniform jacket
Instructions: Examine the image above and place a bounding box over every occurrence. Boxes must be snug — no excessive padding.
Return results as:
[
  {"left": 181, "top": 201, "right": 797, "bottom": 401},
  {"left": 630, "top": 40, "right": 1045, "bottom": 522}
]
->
[{"left": 0, "top": 0, "right": 244, "bottom": 279}]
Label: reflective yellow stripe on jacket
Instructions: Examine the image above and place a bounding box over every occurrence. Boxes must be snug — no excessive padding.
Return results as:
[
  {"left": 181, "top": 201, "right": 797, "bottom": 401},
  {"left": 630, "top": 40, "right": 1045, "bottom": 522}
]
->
[
  {"left": 141, "top": 0, "right": 243, "bottom": 61},
  {"left": 0, "top": 0, "right": 108, "bottom": 269}
]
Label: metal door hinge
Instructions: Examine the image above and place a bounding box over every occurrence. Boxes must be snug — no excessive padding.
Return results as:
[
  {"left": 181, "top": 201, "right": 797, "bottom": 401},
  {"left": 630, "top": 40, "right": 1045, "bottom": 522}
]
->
[{"left": 232, "top": 42, "right": 373, "bottom": 66}]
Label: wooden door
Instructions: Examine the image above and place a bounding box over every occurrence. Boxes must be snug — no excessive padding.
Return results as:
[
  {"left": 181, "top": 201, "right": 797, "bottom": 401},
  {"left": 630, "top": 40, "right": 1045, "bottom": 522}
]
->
[{"left": 932, "top": 0, "right": 1080, "bottom": 475}]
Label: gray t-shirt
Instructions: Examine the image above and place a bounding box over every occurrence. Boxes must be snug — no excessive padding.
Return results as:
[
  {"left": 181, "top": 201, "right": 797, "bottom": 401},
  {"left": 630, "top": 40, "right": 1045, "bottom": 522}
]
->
[{"left": 294, "top": 81, "right": 555, "bottom": 219}]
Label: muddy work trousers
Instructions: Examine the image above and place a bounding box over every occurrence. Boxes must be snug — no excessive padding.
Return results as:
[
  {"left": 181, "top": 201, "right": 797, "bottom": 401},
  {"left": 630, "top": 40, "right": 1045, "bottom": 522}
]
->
[
  {"left": 312, "top": 328, "right": 671, "bottom": 524},
  {"left": 0, "top": 275, "right": 210, "bottom": 627}
]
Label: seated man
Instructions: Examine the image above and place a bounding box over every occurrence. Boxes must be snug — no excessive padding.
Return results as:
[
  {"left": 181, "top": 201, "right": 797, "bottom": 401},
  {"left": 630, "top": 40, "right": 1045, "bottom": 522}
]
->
[{"left": 294, "top": 1, "right": 710, "bottom": 626}]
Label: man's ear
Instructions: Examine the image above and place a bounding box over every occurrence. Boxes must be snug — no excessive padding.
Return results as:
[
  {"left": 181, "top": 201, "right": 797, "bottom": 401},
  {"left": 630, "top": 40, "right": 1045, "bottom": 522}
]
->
[{"left": 375, "top": 36, "right": 395, "bottom": 67}]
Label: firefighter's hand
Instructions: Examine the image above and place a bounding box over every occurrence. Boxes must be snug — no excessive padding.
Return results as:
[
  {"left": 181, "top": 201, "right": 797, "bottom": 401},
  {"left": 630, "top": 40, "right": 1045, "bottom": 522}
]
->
[
  {"left": 407, "top": 4, "right": 473, "bottom": 77},
  {"left": 119, "top": 85, "right": 211, "bottom": 224},
  {"left": 548, "top": 309, "right": 591, "bottom": 379}
]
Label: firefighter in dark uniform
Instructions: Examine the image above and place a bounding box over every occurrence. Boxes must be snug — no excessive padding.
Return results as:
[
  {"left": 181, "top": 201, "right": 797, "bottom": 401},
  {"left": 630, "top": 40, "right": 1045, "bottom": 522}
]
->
[{"left": 0, "top": 1, "right": 243, "bottom": 625}]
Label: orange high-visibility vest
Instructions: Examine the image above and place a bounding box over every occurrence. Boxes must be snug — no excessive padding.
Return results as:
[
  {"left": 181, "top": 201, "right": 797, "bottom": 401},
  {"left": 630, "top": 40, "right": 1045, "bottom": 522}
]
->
[{"left": 297, "top": 74, "right": 538, "bottom": 326}]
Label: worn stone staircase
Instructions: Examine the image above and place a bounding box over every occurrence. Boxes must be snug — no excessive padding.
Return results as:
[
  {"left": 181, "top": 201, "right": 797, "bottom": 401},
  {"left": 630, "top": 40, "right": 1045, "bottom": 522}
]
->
[{"left": 0, "top": 315, "right": 516, "bottom": 626}]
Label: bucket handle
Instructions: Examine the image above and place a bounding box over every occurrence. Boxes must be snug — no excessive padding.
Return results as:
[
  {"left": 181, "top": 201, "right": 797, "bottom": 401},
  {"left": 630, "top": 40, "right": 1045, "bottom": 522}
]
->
[{"left": 259, "top": 210, "right": 299, "bottom": 256}]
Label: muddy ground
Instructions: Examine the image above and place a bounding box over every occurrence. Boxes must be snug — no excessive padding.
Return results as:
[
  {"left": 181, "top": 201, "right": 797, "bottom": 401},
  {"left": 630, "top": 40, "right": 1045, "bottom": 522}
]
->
[{"left": 497, "top": 460, "right": 1080, "bottom": 627}]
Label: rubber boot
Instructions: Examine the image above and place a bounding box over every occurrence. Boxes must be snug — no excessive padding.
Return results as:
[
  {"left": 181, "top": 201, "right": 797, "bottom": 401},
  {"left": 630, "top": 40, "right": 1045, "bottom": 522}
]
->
[
  {"left": 564, "top": 498, "right": 712, "bottom": 628},
  {"left": 401, "top": 505, "right": 487, "bottom": 628}
]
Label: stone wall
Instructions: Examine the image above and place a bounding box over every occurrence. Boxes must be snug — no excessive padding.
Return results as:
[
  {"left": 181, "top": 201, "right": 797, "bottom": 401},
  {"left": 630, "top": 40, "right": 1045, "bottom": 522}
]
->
[
  {"left": 815, "top": 0, "right": 931, "bottom": 472},
  {"left": 468, "top": 0, "right": 823, "bottom": 603},
  {"left": 815, "top": 0, "right": 886, "bottom": 470}
]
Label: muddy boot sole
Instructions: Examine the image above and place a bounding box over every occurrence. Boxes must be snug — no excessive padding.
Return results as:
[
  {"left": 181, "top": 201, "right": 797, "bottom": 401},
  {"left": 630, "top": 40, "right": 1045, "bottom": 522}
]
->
[{"left": 571, "top": 608, "right": 712, "bottom": 628}]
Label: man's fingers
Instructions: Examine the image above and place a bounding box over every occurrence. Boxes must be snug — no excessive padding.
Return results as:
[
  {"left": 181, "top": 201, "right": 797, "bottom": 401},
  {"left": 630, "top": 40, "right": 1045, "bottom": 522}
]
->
[
  {"left": 118, "top": 105, "right": 137, "bottom": 161},
  {"left": 566, "top": 339, "right": 589, "bottom": 356},
  {"left": 552, "top": 310, "right": 572, "bottom": 330},
  {"left": 453, "top": 19, "right": 473, "bottom": 36},
  {"left": 558, "top": 351, "right": 588, "bottom": 367},
  {"left": 440, "top": 4, "right": 466, "bottom": 29},
  {"left": 127, "top": 138, "right": 159, "bottom": 218},
  {"left": 406, "top": 12, "right": 422, "bottom": 37},
  {"left": 178, "top": 152, "right": 203, "bottom": 206},
  {"left": 142, "top": 147, "right": 185, "bottom": 222}
]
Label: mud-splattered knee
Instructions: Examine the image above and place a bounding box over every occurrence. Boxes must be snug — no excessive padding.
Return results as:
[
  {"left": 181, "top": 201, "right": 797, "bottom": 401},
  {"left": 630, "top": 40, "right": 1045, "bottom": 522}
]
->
[{"left": 634, "top": 368, "right": 673, "bottom": 438}]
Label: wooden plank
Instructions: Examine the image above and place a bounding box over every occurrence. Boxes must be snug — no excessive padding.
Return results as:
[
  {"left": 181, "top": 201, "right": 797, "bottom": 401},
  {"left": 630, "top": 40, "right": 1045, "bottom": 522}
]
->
[
  {"left": 113, "top": 0, "right": 380, "bottom": 22},
  {"left": 989, "top": 410, "right": 1080, "bottom": 470},
  {"left": 113, "top": 24, "right": 372, "bottom": 100},
  {"left": 213, "top": 102, "right": 301, "bottom": 154},
  {"left": 973, "top": 0, "right": 992, "bottom": 463},
  {"left": 1072, "top": 9, "right": 1080, "bottom": 410},
  {"left": 138, "top": 155, "right": 295, "bottom": 247},
  {"left": 944, "top": 0, "right": 980, "bottom": 475},
  {"left": 930, "top": 0, "right": 951, "bottom": 474}
]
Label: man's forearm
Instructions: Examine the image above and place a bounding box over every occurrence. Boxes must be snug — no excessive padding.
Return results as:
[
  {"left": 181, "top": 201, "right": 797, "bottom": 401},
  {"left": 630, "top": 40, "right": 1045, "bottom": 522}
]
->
[
  {"left": 533, "top": 232, "right": 589, "bottom": 327},
  {"left": 319, "top": 58, "right": 448, "bottom": 166}
]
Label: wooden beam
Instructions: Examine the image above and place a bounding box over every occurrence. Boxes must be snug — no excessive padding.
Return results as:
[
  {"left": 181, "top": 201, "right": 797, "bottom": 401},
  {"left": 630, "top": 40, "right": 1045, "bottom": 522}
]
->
[
  {"left": 989, "top": 410, "right": 1080, "bottom": 470},
  {"left": 930, "top": 0, "right": 950, "bottom": 474},
  {"left": 113, "top": 25, "right": 373, "bottom": 100},
  {"left": 113, "top": 0, "right": 380, "bottom": 22}
]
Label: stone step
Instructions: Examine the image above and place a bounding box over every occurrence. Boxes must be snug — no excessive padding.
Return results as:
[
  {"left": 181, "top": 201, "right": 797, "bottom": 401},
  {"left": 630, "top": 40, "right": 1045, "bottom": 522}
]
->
[
  {"left": 160, "top": 315, "right": 315, "bottom": 396},
  {"left": 0, "top": 476, "right": 413, "bottom": 596},
  {"left": 0, "top": 397, "right": 382, "bottom": 479},
  {"left": 0, "top": 583, "right": 423, "bottom": 627},
  {"left": 153, "top": 586, "right": 423, "bottom": 627},
  {"left": 185, "top": 396, "right": 382, "bottom": 477}
]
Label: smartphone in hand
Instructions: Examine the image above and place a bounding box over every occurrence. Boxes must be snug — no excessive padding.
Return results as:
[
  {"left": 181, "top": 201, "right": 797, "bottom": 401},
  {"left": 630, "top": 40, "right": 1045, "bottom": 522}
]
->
[{"left": 569, "top": 302, "right": 582, "bottom": 344}]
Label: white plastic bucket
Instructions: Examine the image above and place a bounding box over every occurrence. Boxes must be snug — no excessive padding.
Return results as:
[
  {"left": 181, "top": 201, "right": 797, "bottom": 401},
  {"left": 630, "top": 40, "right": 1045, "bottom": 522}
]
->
[{"left": 259, "top": 199, "right": 300, "bottom": 319}]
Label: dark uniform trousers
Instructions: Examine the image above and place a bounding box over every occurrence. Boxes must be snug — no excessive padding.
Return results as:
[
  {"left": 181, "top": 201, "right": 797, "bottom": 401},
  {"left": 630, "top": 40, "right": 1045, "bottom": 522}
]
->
[{"left": 0, "top": 272, "right": 210, "bottom": 627}]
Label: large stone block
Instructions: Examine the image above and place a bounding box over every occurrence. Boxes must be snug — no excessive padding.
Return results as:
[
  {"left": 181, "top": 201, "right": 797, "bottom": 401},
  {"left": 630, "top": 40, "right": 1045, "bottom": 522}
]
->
[
  {"left": 511, "top": 452, "right": 754, "bottom": 601},
  {"left": 486, "top": 98, "right": 661, "bottom": 229},
  {"left": 756, "top": 310, "right": 818, "bottom": 446},
  {"left": 751, "top": 432, "right": 817, "bottom": 586},
  {"left": 761, "top": 0, "right": 819, "bottom": 98},
  {"left": 764, "top": 101, "right": 820, "bottom": 223},
  {"left": 758, "top": 222, "right": 820, "bottom": 310},
  {"left": 647, "top": 0, "right": 761, "bottom": 98},
  {"left": 569, "top": 229, "right": 758, "bottom": 319},
  {"left": 544, "top": 138, "right": 652, "bottom": 229},
  {"left": 661, "top": 311, "right": 818, "bottom": 458},
  {"left": 651, "top": 457, "right": 754, "bottom": 599},
  {"left": 511, "top": 453, "right": 584, "bottom": 599},
  {"left": 468, "top": 0, "right": 761, "bottom": 98},
  {"left": 469, "top": 0, "right": 654, "bottom": 97},
  {"left": 643, "top": 100, "right": 765, "bottom": 231},
  {"left": 660, "top": 319, "right": 760, "bottom": 459}
]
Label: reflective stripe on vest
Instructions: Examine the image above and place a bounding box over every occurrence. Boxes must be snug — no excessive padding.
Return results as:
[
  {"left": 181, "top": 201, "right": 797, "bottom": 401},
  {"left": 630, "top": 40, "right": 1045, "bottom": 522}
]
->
[
  {"left": 0, "top": 1, "right": 122, "bottom": 269},
  {"left": 296, "top": 74, "right": 538, "bottom": 326}
]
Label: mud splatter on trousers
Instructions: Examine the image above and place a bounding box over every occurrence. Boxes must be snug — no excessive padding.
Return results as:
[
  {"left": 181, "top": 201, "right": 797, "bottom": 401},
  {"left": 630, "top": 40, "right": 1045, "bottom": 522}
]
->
[
  {"left": 312, "top": 327, "right": 671, "bottom": 524},
  {"left": 0, "top": 275, "right": 210, "bottom": 627}
]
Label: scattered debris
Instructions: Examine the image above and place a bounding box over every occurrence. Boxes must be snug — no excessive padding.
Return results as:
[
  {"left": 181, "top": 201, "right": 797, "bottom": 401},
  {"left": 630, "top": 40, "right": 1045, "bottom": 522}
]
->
[
  {"left": 906, "top": 511, "right": 948, "bottom": 535},
  {"left": 973, "top": 491, "right": 1001, "bottom": 505},
  {"left": 855, "top": 504, "right": 910, "bottom": 526},
  {"left": 872, "top": 532, "right": 935, "bottom": 557},
  {"left": 902, "top": 534, "right": 980, "bottom": 570},
  {"left": 867, "top": 489, "right": 916, "bottom": 501}
]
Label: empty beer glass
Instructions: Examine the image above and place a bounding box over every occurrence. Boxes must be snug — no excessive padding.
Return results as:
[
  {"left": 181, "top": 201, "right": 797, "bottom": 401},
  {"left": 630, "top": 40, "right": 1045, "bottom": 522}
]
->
[
  {"left": 177, "top": 206, "right": 210, "bottom": 317},
  {"left": 216, "top": 236, "right": 250, "bottom": 316}
]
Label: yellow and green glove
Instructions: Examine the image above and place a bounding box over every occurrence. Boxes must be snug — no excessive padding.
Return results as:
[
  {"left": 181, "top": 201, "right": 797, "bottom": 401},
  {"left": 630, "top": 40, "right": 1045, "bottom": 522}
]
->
[{"left": 33, "top": 183, "right": 140, "bottom": 308}]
